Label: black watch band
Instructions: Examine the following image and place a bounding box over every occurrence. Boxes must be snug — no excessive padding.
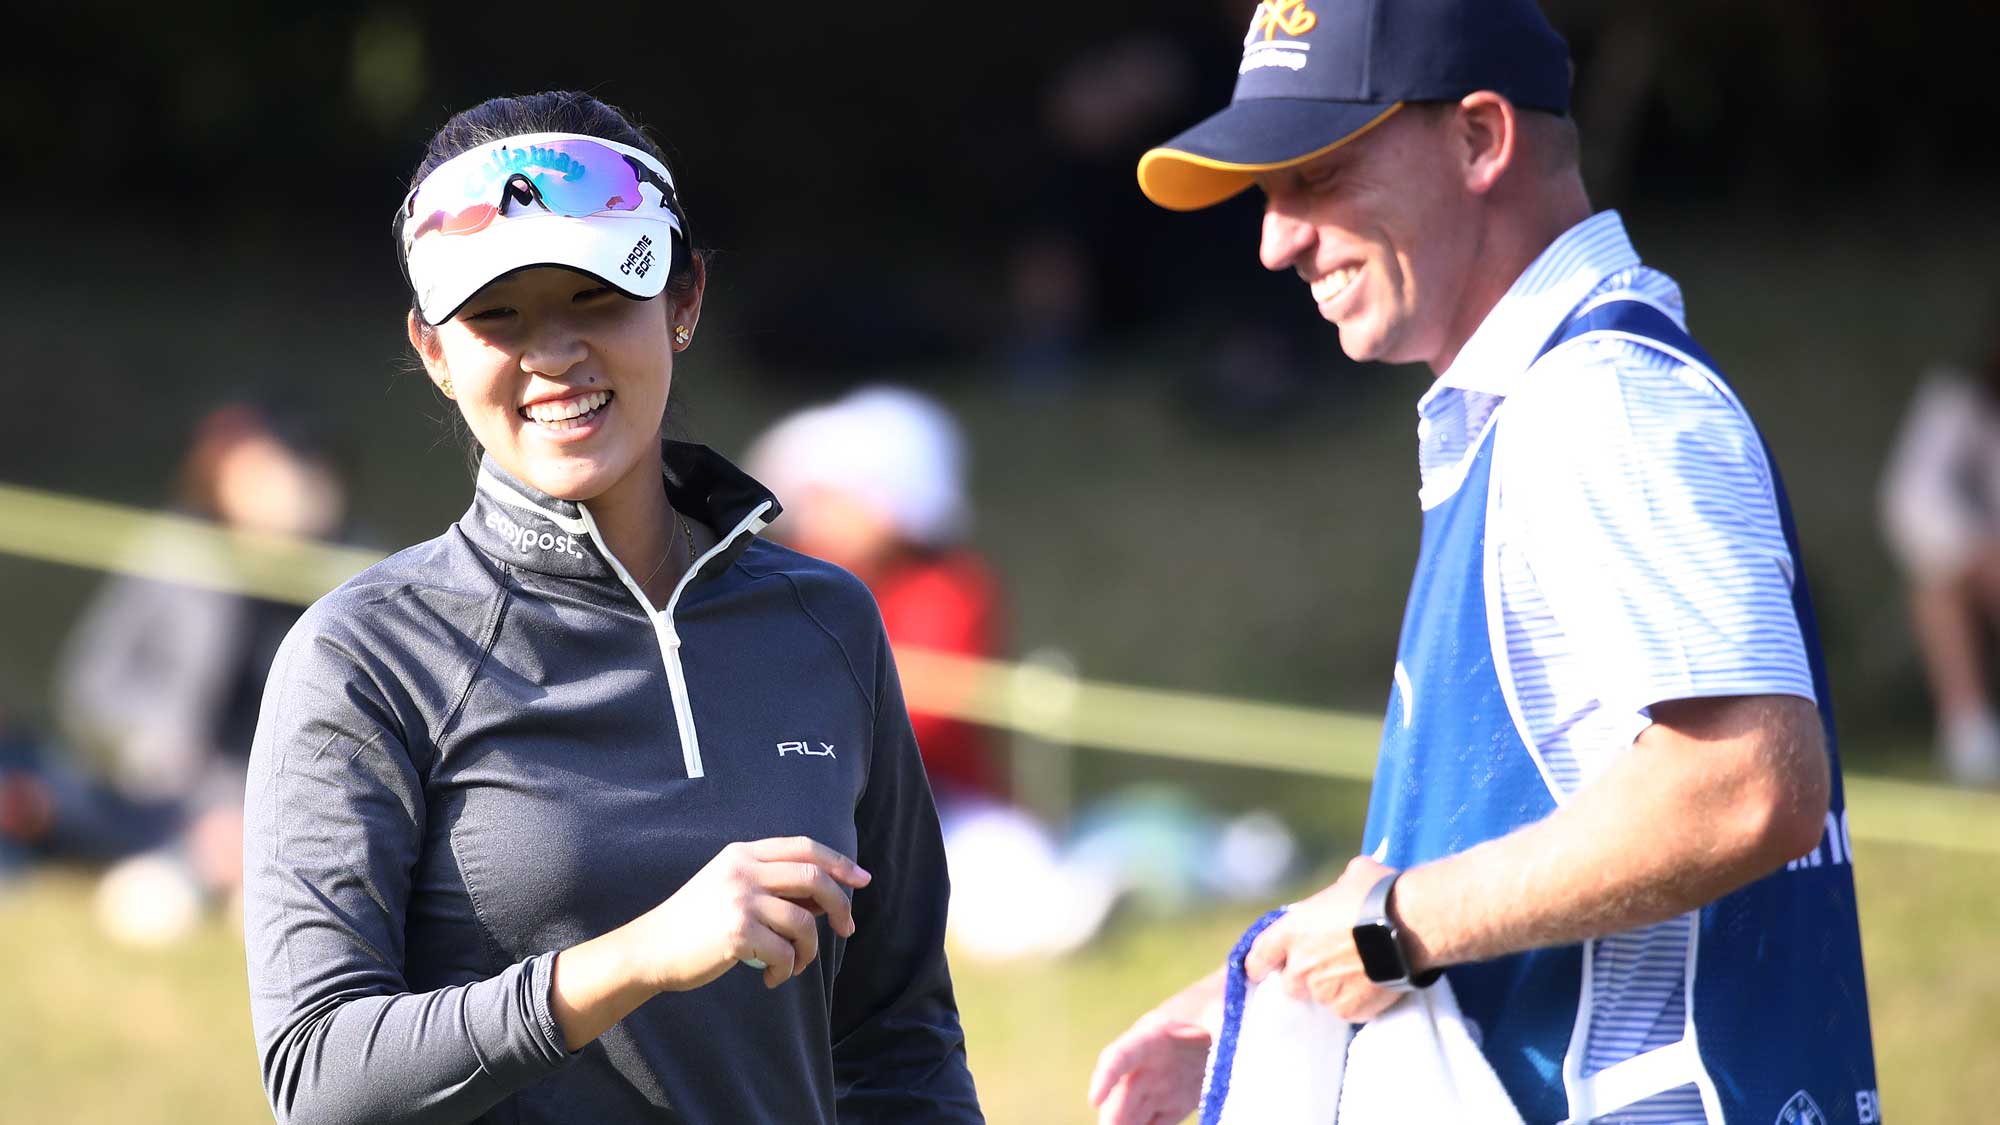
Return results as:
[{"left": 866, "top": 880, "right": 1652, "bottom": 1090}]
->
[{"left": 1350, "top": 871, "right": 1441, "bottom": 992}]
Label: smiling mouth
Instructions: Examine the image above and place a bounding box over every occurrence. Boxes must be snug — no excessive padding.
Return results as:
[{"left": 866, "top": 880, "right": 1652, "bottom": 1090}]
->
[
  {"left": 520, "top": 390, "right": 613, "bottom": 430},
  {"left": 1311, "top": 265, "right": 1363, "bottom": 306}
]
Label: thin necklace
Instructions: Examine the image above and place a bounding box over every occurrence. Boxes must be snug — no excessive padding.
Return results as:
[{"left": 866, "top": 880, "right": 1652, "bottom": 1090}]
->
[{"left": 638, "top": 510, "right": 693, "bottom": 593}]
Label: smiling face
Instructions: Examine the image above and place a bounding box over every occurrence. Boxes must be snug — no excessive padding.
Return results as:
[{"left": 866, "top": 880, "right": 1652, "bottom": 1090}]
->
[
  {"left": 410, "top": 264, "right": 702, "bottom": 504},
  {"left": 1255, "top": 105, "right": 1486, "bottom": 370}
]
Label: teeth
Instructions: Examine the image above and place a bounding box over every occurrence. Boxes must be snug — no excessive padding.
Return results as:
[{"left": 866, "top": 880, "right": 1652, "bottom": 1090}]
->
[
  {"left": 1313, "top": 266, "right": 1361, "bottom": 304},
  {"left": 523, "top": 390, "right": 611, "bottom": 425}
]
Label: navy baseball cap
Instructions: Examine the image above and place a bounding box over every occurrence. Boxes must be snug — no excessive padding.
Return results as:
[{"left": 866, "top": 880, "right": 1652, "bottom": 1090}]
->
[{"left": 1138, "top": 0, "right": 1571, "bottom": 211}]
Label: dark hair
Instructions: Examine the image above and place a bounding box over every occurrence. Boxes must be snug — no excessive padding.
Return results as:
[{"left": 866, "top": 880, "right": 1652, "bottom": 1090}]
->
[
  {"left": 401, "top": 90, "right": 704, "bottom": 330},
  {"left": 176, "top": 399, "right": 345, "bottom": 519}
]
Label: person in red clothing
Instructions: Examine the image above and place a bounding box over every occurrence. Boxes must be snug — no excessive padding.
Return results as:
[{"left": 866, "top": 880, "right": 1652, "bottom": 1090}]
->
[
  {"left": 748, "top": 387, "right": 1299, "bottom": 963},
  {"left": 745, "top": 386, "right": 1006, "bottom": 804},
  {"left": 871, "top": 549, "right": 1006, "bottom": 800}
]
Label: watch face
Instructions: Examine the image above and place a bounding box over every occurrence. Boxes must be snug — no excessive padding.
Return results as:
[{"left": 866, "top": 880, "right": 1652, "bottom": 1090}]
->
[{"left": 1351, "top": 921, "right": 1407, "bottom": 984}]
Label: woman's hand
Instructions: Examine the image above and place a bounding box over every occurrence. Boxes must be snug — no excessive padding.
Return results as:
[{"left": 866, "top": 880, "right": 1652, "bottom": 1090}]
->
[
  {"left": 552, "top": 836, "right": 871, "bottom": 1050},
  {"left": 634, "top": 836, "right": 872, "bottom": 991}
]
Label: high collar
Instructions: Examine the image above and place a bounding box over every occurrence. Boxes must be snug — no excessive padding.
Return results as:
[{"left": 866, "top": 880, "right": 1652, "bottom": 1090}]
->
[
  {"left": 460, "top": 442, "right": 783, "bottom": 582},
  {"left": 1421, "top": 210, "right": 1644, "bottom": 408}
]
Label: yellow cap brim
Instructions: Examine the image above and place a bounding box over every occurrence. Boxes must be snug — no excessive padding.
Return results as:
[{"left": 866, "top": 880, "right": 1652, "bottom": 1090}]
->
[{"left": 1136, "top": 102, "right": 1405, "bottom": 212}]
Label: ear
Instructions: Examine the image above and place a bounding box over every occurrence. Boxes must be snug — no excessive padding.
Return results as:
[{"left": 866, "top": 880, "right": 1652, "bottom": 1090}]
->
[
  {"left": 667, "top": 254, "right": 708, "bottom": 349},
  {"left": 407, "top": 311, "right": 453, "bottom": 396},
  {"left": 1454, "top": 91, "right": 1519, "bottom": 196}
]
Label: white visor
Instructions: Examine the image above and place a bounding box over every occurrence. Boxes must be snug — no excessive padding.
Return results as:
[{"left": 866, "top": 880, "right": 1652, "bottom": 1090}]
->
[{"left": 401, "top": 132, "right": 684, "bottom": 325}]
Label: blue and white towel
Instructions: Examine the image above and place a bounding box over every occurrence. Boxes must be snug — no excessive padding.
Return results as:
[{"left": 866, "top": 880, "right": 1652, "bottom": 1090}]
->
[{"left": 1198, "top": 910, "right": 1522, "bottom": 1125}]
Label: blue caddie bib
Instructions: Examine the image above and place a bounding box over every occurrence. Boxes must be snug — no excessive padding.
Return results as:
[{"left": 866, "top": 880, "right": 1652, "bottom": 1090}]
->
[{"left": 1362, "top": 298, "right": 1879, "bottom": 1123}]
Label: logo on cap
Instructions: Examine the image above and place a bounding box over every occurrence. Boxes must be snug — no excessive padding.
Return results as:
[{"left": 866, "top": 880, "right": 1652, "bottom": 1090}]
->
[
  {"left": 621, "top": 234, "right": 655, "bottom": 278},
  {"left": 1241, "top": 0, "right": 1317, "bottom": 74},
  {"left": 463, "top": 144, "right": 588, "bottom": 198}
]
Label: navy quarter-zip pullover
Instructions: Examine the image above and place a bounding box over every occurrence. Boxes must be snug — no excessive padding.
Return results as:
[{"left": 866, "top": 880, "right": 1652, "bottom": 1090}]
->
[{"left": 243, "top": 443, "right": 982, "bottom": 1124}]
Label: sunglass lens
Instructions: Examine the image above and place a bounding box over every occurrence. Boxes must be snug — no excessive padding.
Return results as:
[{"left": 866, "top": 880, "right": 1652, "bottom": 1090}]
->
[
  {"left": 407, "top": 139, "right": 650, "bottom": 251},
  {"left": 526, "top": 140, "right": 643, "bottom": 215},
  {"left": 440, "top": 202, "right": 499, "bottom": 235}
]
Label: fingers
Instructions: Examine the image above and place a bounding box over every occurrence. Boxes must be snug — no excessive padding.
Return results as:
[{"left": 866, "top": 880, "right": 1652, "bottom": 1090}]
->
[
  {"left": 736, "top": 921, "right": 797, "bottom": 989},
  {"left": 704, "top": 838, "right": 867, "bottom": 990},
  {"left": 1095, "top": 1071, "right": 1161, "bottom": 1125},
  {"left": 745, "top": 836, "right": 872, "bottom": 888},
  {"left": 736, "top": 916, "right": 804, "bottom": 984},
  {"left": 750, "top": 897, "right": 820, "bottom": 985},
  {"left": 1243, "top": 918, "right": 1290, "bottom": 983},
  {"left": 1343, "top": 985, "right": 1403, "bottom": 1023},
  {"left": 758, "top": 860, "right": 857, "bottom": 937},
  {"left": 1094, "top": 1077, "right": 1135, "bottom": 1124},
  {"left": 1095, "top": 1073, "right": 1178, "bottom": 1125},
  {"left": 1087, "top": 1033, "right": 1143, "bottom": 1106}
]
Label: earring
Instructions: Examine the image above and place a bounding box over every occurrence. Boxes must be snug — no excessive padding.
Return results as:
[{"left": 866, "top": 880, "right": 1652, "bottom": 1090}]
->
[
  {"left": 439, "top": 374, "right": 454, "bottom": 398},
  {"left": 673, "top": 324, "right": 693, "bottom": 348}
]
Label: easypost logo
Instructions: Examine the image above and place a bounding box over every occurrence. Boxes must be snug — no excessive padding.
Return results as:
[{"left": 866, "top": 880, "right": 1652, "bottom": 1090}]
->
[
  {"left": 1241, "top": 0, "right": 1317, "bottom": 74},
  {"left": 484, "top": 509, "right": 587, "bottom": 560}
]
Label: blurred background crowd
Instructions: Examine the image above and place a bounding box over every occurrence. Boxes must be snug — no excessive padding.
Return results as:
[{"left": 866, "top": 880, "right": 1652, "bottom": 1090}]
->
[{"left": 4, "top": 1, "right": 1999, "bottom": 1121}]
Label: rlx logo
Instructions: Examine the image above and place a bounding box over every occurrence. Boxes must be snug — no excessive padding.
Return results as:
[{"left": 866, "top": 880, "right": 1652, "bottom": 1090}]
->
[{"left": 777, "top": 741, "right": 836, "bottom": 759}]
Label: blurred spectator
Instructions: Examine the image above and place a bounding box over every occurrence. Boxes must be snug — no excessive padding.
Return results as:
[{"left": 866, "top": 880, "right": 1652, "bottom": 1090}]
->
[
  {"left": 0, "top": 402, "right": 349, "bottom": 942},
  {"left": 1003, "top": 33, "right": 1194, "bottom": 388},
  {"left": 1006, "top": 22, "right": 1361, "bottom": 424},
  {"left": 1880, "top": 327, "right": 2000, "bottom": 786},
  {"left": 0, "top": 700, "right": 50, "bottom": 881},
  {"left": 746, "top": 387, "right": 1296, "bottom": 960},
  {"left": 746, "top": 386, "right": 1007, "bottom": 805},
  {"left": 747, "top": 387, "right": 1113, "bottom": 960}
]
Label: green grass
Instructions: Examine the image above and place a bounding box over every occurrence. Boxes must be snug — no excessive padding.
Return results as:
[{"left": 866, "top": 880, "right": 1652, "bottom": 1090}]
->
[
  {"left": 1, "top": 201, "right": 1998, "bottom": 1122},
  {"left": 2, "top": 836, "right": 1994, "bottom": 1123}
]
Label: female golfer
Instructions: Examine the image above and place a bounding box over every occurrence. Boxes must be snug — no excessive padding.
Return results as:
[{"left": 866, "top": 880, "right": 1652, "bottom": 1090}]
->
[{"left": 242, "top": 91, "right": 982, "bottom": 1124}]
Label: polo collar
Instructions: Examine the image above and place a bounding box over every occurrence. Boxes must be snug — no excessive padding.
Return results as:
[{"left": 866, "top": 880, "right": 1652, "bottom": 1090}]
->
[
  {"left": 1423, "top": 210, "right": 1642, "bottom": 406},
  {"left": 461, "top": 442, "right": 782, "bottom": 580}
]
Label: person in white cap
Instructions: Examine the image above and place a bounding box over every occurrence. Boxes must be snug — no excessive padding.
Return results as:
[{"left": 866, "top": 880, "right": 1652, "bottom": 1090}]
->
[
  {"left": 241, "top": 91, "right": 982, "bottom": 1124},
  {"left": 745, "top": 386, "right": 1007, "bottom": 804}
]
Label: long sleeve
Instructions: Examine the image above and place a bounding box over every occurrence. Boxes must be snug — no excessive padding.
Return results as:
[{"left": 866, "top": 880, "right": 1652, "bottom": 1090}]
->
[
  {"left": 242, "top": 608, "right": 571, "bottom": 1125},
  {"left": 55, "top": 552, "right": 245, "bottom": 802},
  {"left": 828, "top": 631, "right": 983, "bottom": 1123}
]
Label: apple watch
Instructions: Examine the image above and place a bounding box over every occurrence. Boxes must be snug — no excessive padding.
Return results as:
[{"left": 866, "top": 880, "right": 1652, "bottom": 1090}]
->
[{"left": 1351, "top": 871, "right": 1442, "bottom": 991}]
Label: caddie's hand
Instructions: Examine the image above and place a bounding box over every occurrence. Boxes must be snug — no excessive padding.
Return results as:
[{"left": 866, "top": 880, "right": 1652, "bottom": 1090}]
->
[
  {"left": 1244, "top": 855, "right": 1402, "bottom": 1022},
  {"left": 630, "top": 836, "right": 871, "bottom": 992},
  {"left": 1087, "top": 1010, "right": 1213, "bottom": 1125}
]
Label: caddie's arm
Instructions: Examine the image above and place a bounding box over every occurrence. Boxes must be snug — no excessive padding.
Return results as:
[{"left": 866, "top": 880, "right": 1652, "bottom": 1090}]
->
[
  {"left": 1383, "top": 346, "right": 1836, "bottom": 987},
  {"left": 1394, "top": 691, "right": 1828, "bottom": 973},
  {"left": 1244, "top": 693, "right": 1828, "bottom": 1021}
]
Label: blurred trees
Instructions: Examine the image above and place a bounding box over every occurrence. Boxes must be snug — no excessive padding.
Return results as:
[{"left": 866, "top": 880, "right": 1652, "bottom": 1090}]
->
[
  {"left": 12, "top": 0, "right": 1986, "bottom": 384},
  {"left": 15, "top": 1, "right": 1990, "bottom": 235}
]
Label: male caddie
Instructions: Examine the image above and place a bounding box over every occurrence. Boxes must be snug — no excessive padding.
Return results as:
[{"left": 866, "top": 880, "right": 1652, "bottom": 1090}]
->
[{"left": 1088, "top": 1, "right": 1880, "bottom": 1122}]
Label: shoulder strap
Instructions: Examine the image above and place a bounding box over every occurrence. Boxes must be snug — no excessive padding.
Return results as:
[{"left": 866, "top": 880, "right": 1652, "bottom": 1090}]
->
[
  {"left": 1534, "top": 297, "right": 1841, "bottom": 746},
  {"left": 1535, "top": 297, "right": 1715, "bottom": 371}
]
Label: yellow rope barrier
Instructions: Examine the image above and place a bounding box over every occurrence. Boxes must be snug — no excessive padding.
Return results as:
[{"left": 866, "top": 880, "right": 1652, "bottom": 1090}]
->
[{"left": 3, "top": 480, "right": 1994, "bottom": 855}]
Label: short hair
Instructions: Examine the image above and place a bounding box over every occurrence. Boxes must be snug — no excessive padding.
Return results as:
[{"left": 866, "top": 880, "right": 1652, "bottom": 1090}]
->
[{"left": 1408, "top": 99, "right": 1580, "bottom": 175}]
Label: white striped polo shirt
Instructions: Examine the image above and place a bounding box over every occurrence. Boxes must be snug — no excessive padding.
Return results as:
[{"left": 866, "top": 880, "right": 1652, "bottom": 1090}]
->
[{"left": 1414, "top": 210, "right": 1815, "bottom": 1124}]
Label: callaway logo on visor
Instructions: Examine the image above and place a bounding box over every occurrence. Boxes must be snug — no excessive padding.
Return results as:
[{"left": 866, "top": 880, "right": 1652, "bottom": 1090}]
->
[
  {"left": 400, "top": 134, "right": 679, "bottom": 250},
  {"left": 396, "top": 132, "right": 685, "bottom": 325}
]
